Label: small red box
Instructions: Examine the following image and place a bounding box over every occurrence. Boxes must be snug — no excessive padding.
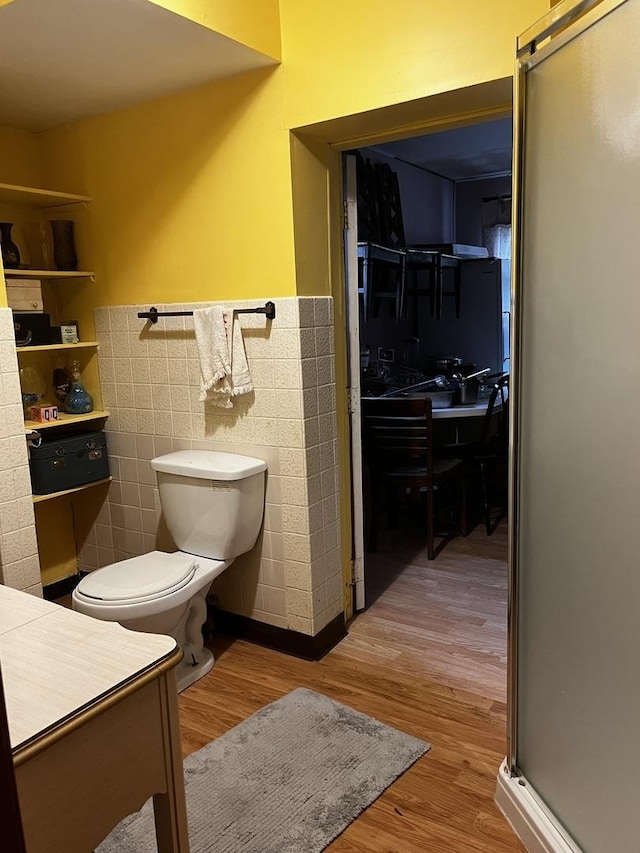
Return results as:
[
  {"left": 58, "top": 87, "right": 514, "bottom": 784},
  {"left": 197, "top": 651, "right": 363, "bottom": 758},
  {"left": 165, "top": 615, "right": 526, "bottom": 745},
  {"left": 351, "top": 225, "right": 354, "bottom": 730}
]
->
[{"left": 27, "top": 405, "right": 58, "bottom": 423}]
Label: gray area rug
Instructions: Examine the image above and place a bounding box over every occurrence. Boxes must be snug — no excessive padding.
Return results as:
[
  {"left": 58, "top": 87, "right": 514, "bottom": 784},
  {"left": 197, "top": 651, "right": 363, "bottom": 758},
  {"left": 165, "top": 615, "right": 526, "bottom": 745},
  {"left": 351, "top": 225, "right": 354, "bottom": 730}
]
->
[{"left": 97, "top": 687, "right": 430, "bottom": 853}]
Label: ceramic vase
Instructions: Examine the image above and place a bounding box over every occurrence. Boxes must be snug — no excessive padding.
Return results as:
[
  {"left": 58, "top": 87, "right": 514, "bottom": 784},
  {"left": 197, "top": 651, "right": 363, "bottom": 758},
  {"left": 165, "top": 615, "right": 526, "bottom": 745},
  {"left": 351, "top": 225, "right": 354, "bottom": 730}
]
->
[
  {"left": 64, "top": 359, "right": 93, "bottom": 414},
  {"left": 0, "top": 222, "right": 21, "bottom": 269},
  {"left": 50, "top": 219, "right": 78, "bottom": 271}
]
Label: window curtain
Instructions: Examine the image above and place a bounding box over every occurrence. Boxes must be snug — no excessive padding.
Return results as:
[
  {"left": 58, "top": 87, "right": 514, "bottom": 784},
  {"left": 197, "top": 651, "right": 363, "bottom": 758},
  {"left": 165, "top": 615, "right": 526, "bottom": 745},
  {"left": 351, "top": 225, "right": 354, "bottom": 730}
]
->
[{"left": 482, "top": 196, "right": 512, "bottom": 259}]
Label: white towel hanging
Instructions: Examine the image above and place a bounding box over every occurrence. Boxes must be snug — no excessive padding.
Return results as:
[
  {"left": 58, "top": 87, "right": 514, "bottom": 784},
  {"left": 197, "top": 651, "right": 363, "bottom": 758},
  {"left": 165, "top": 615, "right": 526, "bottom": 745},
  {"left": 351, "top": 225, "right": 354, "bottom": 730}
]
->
[{"left": 193, "top": 305, "right": 253, "bottom": 408}]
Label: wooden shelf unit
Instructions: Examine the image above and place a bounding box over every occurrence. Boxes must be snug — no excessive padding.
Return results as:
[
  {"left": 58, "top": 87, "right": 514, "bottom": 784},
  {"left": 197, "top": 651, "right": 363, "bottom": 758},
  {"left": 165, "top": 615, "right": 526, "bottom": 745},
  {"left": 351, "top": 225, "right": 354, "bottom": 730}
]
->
[
  {"left": 0, "top": 182, "right": 91, "bottom": 208},
  {"left": 4, "top": 268, "right": 95, "bottom": 280},
  {"left": 24, "top": 410, "right": 109, "bottom": 433},
  {"left": 3, "top": 178, "right": 105, "bottom": 589},
  {"left": 16, "top": 339, "right": 104, "bottom": 433},
  {"left": 17, "top": 341, "right": 100, "bottom": 353},
  {"left": 0, "top": 181, "right": 93, "bottom": 281},
  {"left": 32, "top": 477, "right": 112, "bottom": 504}
]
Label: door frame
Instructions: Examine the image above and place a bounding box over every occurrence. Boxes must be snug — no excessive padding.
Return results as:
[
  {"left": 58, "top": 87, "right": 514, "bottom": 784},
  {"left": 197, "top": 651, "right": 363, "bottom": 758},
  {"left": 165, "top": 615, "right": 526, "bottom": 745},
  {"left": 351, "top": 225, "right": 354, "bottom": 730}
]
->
[
  {"left": 291, "top": 80, "right": 514, "bottom": 621},
  {"left": 342, "top": 154, "right": 366, "bottom": 610},
  {"left": 334, "top": 107, "right": 513, "bottom": 616}
]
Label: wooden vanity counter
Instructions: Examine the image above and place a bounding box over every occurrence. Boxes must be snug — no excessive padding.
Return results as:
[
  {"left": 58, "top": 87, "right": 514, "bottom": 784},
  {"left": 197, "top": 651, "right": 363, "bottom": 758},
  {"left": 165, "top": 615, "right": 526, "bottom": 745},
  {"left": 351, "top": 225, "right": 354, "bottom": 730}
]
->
[{"left": 0, "top": 584, "right": 189, "bottom": 852}]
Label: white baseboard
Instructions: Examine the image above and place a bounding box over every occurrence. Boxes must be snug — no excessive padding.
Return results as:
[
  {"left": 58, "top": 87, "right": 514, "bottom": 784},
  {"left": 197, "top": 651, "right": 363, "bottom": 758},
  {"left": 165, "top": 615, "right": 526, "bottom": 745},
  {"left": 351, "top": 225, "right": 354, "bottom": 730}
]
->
[{"left": 495, "top": 760, "right": 583, "bottom": 853}]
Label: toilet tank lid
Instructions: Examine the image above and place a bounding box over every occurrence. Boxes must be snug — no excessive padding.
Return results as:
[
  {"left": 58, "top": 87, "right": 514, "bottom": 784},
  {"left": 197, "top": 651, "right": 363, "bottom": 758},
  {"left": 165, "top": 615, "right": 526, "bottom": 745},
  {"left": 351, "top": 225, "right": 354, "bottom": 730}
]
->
[{"left": 150, "top": 450, "right": 267, "bottom": 481}]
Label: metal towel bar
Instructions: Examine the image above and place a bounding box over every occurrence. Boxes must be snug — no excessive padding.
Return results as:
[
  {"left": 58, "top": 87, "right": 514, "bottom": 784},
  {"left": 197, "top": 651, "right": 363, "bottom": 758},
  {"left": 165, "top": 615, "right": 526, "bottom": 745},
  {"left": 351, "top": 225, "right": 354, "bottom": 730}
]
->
[{"left": 137, "top": 301, "right": 276, "bottom": 324}]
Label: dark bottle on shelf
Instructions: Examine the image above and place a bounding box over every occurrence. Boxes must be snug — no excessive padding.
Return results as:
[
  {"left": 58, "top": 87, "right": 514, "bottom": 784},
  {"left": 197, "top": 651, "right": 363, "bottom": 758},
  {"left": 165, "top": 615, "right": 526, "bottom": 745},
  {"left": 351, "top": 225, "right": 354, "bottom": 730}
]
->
[
  {"left": 52, "top": 358, "right": 71, "bottom": 404},
  {"left": 50, "top": 219, "right": 78, "bottom": 271},
  {"left": 0, "top": 222, "right": 20, "bottom": 268}
]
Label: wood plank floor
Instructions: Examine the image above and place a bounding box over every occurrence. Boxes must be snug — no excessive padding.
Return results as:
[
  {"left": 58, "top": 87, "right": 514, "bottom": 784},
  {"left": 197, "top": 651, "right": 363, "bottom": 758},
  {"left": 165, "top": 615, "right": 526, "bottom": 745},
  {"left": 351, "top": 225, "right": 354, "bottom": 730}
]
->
[{"left": 179, "top": 521, "right": 524, "bottom": 852}]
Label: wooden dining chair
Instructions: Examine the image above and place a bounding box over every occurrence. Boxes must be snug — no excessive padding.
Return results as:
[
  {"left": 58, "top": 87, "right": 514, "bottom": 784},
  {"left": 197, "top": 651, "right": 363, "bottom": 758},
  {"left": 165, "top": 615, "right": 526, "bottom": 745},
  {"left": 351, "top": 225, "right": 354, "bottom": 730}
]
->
[
  {"left": 440, "top": 374, "right": 509, "bottom": 534},
  {"left": 475, "top": 374, "right": 510, "bottom": 534},
  {"left": 361, "top": 397, "right": 466, "bottom": 559}
]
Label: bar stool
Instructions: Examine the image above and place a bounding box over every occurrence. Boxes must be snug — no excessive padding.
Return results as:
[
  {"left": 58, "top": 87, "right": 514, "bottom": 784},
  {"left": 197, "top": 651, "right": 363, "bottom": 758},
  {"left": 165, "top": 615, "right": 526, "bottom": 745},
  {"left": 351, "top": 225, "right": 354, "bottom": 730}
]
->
[
  {"left": 405, "top": 249, "right": 461, "bottom": 320},
  {"left": 358, "top": 242, "right": 406, "bottom": 322}
]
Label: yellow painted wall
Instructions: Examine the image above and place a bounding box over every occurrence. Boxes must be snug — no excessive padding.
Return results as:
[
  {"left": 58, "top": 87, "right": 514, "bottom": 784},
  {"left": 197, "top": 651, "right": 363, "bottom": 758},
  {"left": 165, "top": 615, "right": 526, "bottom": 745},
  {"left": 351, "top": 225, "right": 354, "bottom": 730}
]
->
[
  {"left": 38, "top": 67, "right": 296, "bottom": 334},
  {"left": 289, "top": 134, "right": 334, "bottom": 299},
  {"left": 279, "top": 0, "right": 548, "bottom": 347},
  {"left": 34, "top": 500, "right": 78, "bottom": 587},
  {"left": 279, "top": 0, "right": 548, "bottom": 617},
  {"left": 0, "top": 124, "right": 42, "bottom": 306},
  {"left": 280, "top": 0, "right": 549, "bottom": 129},
  {"left": 33, "top": 1, "right": 551, "bottom": 324},
  {"left": 151, "top": 0, "right": 281, "bottom": 60},
  {"left": 2, "top": 0, "right": 553, "bottom": 594},
  {"left": 0, "top": 124, "right": 41, "bottom": 186},
  {"left": 17, "top": 55, "right": 294, "bottom": 591}
]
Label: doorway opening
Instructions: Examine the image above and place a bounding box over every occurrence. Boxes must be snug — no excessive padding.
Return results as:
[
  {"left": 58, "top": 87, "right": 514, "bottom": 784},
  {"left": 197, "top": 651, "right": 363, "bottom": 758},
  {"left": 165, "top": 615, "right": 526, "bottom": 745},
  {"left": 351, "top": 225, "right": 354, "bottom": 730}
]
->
[{"left": 345, "top": 116, "right": 512, "bottom": 702}]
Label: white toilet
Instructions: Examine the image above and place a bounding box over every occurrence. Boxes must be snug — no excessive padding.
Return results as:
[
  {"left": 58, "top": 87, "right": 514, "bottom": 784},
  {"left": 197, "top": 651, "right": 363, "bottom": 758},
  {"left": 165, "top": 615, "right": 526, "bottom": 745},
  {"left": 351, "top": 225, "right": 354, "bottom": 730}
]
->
[{"left": 72, "top": 450, "right": 267, "bottom": 691}]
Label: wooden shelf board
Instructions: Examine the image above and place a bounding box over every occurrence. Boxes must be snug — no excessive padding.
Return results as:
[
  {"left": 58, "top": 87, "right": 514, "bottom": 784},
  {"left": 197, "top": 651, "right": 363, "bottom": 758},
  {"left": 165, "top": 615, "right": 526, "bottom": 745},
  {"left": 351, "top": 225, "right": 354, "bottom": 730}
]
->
[
  {"left": 24, "top": 410, "right": 109, "bottom": 432},
  {"left": 17, "top": 342, "right": 99, "bottom": 353},
  {"left": 33, "top": 477, "right": 112, "bottom": 504},
  {"left": 4, "top": 269, "right": 95, "bottom": 280},
  {"left": 0, "top": 182, "right": 91, "bottom": 207}
]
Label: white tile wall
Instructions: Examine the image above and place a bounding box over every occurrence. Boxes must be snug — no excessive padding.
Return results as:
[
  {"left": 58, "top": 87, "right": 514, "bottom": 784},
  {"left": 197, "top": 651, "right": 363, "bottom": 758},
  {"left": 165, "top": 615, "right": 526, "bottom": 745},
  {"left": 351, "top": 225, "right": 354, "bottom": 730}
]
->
[
  {"left": 0, "top": 308, "right": 42, "bottom": 594},
  {"left": 88, "top": 297, "right": 343, "bottom": 635}
]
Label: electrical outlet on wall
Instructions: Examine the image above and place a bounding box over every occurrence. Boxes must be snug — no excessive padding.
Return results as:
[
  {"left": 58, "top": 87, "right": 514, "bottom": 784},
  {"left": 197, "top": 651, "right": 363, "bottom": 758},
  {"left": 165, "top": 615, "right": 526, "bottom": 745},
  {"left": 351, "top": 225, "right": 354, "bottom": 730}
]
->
[{"left": 377, "top": 347, "right": 395, "bottom": 363}]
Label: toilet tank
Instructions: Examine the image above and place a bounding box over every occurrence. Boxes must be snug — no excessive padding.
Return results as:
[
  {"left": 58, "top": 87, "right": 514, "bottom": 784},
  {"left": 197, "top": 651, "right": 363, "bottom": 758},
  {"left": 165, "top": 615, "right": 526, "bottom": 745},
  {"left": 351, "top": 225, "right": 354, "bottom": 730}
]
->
[{"left": 150, "top": 450, "right": 267, "bottom": 560}]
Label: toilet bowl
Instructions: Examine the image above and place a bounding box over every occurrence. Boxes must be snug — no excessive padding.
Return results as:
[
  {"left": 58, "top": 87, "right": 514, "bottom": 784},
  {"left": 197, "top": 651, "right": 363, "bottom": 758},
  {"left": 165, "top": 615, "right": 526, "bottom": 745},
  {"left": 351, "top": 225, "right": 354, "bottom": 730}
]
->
[{"left": 72, "top": 450, "right": 267, "bottom": 692}]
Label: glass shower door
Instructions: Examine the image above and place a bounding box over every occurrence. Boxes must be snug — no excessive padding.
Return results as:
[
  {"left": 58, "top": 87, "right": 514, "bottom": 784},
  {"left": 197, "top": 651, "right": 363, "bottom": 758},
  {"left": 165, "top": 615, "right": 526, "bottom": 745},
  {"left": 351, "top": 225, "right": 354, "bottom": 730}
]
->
[{"left": 511, "top": 1, "right": 640, "bottom": 850}]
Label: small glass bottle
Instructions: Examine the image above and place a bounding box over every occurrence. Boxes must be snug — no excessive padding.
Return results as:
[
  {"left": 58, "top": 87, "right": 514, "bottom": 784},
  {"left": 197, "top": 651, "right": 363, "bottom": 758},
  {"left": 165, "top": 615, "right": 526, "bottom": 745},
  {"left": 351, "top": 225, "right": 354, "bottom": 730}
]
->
[
  {"left": 64, "top": 360, "right": 94, "bottom": 414},
  {"left": 19, "top": 366, "right": 46, "bottom": 412}
]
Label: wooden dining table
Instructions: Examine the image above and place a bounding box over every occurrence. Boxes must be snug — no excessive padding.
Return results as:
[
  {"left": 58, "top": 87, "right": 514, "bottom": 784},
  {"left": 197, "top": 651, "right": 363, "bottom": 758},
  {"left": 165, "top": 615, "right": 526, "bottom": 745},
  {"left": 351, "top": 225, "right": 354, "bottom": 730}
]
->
[
  {"left": 430, "top": 399, "right": 492, "bottom": 419},
  {"left": 0, "top": 584, "right": 189, "bottom": 852},
  {"left": 428, "top": 398, "right": 499, "bottom": 445}
]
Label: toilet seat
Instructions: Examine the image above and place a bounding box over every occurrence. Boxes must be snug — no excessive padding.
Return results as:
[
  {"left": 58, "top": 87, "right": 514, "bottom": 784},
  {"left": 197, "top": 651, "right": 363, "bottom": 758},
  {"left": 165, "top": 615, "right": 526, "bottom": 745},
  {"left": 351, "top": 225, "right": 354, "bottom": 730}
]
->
[{"left": 77, "top": 551, "right": 196, "bottom": 605}]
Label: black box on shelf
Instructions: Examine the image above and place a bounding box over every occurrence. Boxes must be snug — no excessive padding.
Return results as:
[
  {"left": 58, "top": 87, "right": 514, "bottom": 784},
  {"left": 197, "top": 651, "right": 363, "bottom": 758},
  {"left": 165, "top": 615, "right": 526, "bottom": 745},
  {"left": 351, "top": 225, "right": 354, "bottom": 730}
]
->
[
  {"left": 29, "top": 430, "right": 109, "bottom": 495},
  {"left": 13, "top": 312, "right": 52, "bottom": 347}
]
